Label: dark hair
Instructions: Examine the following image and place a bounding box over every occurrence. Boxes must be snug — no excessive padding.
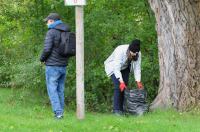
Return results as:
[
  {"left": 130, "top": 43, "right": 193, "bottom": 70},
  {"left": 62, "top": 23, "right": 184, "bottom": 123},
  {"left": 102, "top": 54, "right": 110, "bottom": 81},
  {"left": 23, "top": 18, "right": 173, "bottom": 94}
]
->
[
  {"left": 129, "top": 39, "right": 141, "bottom": 53},
  {"left": 132, "top": 52, "right": 139, "bottom": 61}
]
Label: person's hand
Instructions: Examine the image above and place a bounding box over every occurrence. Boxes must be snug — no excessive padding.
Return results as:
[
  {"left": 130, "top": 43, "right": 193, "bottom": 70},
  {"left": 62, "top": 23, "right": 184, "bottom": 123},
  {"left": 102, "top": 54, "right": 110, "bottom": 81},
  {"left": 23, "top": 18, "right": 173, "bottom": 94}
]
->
[
  {"left": 119, "top": 82, "right": 127, "bottom": 92},
  {"left": 136, "top": 81, "right": 143, "bottom": 89}
]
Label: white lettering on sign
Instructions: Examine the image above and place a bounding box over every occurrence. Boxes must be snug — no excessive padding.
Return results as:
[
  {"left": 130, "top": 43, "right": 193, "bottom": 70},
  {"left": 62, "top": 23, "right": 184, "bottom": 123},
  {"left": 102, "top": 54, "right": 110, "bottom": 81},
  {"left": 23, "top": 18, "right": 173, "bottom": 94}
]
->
[{"left": 64, "top": 0, "right": 86, "bottom": 6}]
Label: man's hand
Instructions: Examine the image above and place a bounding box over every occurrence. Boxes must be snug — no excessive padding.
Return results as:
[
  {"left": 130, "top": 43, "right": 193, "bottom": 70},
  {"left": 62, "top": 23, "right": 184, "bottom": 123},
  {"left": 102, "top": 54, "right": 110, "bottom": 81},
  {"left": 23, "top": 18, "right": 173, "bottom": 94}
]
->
[
  {"left": 136, "top": 81, "right": 143, "bottom": 89},
  {"left": 119, "top": 82, "right": 127, "bottom": 92}
]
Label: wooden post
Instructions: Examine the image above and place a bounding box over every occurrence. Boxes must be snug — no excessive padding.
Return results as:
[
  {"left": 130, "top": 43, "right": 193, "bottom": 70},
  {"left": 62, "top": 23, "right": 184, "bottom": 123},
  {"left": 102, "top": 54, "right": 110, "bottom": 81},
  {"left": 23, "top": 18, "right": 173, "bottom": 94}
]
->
[{"left": 76, "top": 6, "right": 85, "bottom": 119}]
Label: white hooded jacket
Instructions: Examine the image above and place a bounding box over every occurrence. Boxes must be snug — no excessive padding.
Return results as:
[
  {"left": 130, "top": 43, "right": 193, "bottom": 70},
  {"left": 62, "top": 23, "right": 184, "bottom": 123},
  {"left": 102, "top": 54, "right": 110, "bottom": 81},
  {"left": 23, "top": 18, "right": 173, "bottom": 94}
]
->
[{"left": 104, "top": 45, "right": 141, "bottom": 82}]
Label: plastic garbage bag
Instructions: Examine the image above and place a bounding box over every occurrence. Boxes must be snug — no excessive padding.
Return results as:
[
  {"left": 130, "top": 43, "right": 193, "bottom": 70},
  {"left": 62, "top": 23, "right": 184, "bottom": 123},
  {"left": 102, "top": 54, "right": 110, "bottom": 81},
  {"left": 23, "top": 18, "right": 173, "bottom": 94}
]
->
[{"left": 124, "top": 88, "right": 149, "bottom": 116}]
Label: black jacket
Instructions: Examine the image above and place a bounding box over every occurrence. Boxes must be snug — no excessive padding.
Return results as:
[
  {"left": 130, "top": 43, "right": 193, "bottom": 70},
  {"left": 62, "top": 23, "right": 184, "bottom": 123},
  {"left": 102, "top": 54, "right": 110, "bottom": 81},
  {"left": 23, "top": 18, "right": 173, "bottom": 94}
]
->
[{"left": 40, "top": 23, "right": 70, "bottom": 66}]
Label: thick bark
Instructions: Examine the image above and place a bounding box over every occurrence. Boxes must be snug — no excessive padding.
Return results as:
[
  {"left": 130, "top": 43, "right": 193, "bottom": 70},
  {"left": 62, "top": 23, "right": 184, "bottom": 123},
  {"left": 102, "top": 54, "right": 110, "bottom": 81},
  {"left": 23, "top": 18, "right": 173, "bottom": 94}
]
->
[{"left": 148, "top": 0, "right": 200, "bottom": 111}]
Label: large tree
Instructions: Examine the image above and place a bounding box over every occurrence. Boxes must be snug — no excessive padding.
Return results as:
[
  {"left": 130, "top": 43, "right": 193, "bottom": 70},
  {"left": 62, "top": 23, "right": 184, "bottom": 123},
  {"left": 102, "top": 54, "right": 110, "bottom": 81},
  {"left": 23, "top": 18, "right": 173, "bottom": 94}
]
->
[{"left": 148, "top": 0, "right": 200, "bottom": 111}]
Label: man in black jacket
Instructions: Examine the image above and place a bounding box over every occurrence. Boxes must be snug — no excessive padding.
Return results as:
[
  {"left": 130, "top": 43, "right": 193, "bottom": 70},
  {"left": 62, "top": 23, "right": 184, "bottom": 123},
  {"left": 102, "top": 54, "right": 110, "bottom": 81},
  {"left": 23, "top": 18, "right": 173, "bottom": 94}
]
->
[{"left": 40, "top": 13, "right": 70, "bottom": 119}]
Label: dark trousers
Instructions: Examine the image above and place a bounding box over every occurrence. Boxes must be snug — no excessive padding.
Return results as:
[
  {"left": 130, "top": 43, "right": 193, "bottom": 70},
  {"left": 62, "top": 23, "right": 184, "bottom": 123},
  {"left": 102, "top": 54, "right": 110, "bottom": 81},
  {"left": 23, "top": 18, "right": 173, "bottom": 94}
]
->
[{"left": 111, "top": 67, "right": 130, "bottom": 112}]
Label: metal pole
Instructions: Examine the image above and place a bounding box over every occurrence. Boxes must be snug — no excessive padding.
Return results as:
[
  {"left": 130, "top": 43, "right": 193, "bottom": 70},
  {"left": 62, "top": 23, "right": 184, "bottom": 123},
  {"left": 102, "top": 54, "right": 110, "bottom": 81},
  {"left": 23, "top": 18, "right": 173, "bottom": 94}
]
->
[{"left": 75, "top": 6, "right": 85, "bottom": 119}]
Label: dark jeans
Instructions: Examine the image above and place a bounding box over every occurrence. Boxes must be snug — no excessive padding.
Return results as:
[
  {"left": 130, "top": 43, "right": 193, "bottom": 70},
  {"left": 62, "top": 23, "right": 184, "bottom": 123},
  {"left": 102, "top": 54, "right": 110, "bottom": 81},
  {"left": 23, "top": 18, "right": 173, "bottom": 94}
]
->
[{"left": 111, "top": 67, "right": 130, "bottom": 112}]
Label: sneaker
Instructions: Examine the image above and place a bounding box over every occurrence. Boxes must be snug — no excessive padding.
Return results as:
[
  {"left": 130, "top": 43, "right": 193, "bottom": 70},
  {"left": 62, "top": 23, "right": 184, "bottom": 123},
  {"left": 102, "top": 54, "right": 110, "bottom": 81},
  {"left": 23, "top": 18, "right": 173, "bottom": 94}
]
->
[
  {"left": 113, "top": 110, "right": 123, "bottom": 116},
  {"left": 54, "top": 113, "right": 63, "bottom": 119}
]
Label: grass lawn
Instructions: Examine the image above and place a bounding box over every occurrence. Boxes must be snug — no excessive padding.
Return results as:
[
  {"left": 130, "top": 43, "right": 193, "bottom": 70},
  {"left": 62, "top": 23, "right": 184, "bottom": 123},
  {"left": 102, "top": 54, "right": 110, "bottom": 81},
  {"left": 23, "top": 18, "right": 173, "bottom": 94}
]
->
[{"left": 0, "top": 88, "right": 200, "bottom": 132}]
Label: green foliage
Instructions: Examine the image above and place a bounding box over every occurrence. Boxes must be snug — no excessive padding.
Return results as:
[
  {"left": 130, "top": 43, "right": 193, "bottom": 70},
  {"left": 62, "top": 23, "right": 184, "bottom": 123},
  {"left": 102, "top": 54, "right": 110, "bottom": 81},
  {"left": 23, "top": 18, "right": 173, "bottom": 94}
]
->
[
  {"left": 0, "top": 0, "right": 159, "bottom": 112},
  {"left": 11, "top": 59, "right": 45, "bottom": 90},
  {"left": 84, "top": 0, "right": 159, "bottom": 108}
]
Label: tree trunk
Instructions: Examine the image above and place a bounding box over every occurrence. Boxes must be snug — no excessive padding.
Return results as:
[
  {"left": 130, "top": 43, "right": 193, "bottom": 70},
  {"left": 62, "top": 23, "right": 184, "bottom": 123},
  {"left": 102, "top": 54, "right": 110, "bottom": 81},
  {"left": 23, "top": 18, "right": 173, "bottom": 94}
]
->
[{"left": 148, "top": 0, "right": 200, "bottom": 111}]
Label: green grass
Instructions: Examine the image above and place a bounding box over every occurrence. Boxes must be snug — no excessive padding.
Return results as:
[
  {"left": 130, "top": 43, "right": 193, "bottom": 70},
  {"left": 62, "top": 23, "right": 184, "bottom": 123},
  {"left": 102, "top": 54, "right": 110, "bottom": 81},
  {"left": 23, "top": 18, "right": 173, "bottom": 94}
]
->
[{"left": 0, "top": 88, "right": 200, "bottom": 132}]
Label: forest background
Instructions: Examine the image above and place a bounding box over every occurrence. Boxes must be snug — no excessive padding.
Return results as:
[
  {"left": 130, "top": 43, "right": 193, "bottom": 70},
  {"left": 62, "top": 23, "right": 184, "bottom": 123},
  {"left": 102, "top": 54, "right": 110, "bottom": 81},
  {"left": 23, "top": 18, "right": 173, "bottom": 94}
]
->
[{"left": 0, "top": 0, "right": 158, "bottom": 112}]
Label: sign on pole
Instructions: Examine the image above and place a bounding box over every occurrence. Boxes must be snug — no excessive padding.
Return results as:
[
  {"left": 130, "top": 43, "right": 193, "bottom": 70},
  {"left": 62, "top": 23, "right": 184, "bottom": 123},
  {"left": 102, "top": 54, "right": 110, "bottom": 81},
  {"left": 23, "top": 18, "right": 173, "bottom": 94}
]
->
[
  {"left": 65, "top": 0, "right": 86, "bottom": 120},
  {"left": 65, "top": 0, "right": 86, "bottom": 6}
]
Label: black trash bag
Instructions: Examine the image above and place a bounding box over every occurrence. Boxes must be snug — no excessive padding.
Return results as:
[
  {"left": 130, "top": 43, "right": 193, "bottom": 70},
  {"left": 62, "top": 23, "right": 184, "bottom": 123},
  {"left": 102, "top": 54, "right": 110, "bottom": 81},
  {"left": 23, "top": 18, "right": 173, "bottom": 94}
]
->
[{"left": 124, "top": 88, "right": 149, "bottom": 116}]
